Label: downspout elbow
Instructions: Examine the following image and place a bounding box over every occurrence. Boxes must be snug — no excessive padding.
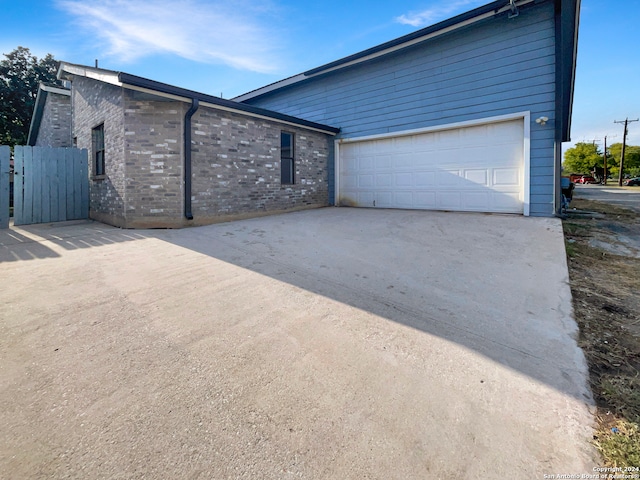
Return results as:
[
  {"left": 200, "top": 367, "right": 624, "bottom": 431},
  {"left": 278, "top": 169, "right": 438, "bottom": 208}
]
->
[{"left": 184, "top": 98, "right": 199, "bottom": 220}]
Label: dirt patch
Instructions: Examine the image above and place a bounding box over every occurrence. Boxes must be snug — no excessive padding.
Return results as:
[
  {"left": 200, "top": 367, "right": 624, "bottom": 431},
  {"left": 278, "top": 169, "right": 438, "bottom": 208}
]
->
[{"left": 563, "top": 198, "right": 640, "bottom": 467}]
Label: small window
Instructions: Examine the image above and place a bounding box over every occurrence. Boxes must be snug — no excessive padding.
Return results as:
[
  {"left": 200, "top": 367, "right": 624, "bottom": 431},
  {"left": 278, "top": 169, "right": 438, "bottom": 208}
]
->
[
  {"left": 92, "top": 124, "right": 105, "bottom": 177},
  {"left": 281, "top": 131, "right": 294, "bottom": 184}
]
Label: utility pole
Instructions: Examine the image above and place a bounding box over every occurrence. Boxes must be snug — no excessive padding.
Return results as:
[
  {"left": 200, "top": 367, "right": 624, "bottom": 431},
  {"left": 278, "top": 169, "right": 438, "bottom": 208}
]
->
[
  {"left": 603, "top": 135, "right": 608, "bottom": 185},
  {"left": 614, "top": 118, "right": 639, "bottom": 186}
]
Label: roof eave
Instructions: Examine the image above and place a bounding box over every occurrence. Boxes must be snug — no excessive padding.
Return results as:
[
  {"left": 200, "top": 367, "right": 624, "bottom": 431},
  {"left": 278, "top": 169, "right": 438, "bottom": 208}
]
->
[
  {"left": 234, "top": 0, "right": 537, "bottom": 102},
  {"left": 561, "top": 0, "right": 581, "bottom": 142},
  {"left": 118, "top": 72, "right": 340, "bottom": 135},
  {"left": 27, "top": 86, "right": 48, "bottom": 146},
  {"left": 56, "top": 63, "right": 339, "bottom": 136}
]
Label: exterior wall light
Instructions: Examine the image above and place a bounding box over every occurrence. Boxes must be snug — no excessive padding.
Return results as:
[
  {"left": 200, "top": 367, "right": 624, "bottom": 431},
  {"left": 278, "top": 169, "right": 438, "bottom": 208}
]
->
[{"left": 535, "top": 116, "right": 549, "bottom": 126}]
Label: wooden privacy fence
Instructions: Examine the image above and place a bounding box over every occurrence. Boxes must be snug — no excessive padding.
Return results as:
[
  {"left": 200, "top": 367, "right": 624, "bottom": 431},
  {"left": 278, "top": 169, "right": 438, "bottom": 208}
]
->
[
  {"left": 12, "top": 146, "right": 89, "bottom": 226},
  {"left": 0, "top": 146, "right": 9, "bottom": 229}
]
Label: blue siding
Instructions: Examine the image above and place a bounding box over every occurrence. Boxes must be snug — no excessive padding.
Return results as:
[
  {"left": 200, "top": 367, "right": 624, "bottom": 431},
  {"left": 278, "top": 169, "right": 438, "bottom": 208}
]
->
[{"left": 245, "top": 3, "right": 558, "bottom": 216}]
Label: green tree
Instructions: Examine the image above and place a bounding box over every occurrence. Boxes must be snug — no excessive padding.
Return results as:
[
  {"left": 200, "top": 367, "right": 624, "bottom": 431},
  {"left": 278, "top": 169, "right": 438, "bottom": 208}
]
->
[
  {"left": 563, "top": 142, "right": 603, "bottom": 175},
  {"left": 0, "top": 46, "right": 60, "bottom": 146},
  {"left": 607, "top": 143, "right": 640, "bottom": 178}
]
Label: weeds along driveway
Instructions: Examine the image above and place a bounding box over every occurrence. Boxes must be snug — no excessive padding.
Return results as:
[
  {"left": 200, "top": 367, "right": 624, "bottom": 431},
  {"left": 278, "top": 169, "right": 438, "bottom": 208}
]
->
[{"left": 0, "top": 208, "right": 597, "bottom": 479}]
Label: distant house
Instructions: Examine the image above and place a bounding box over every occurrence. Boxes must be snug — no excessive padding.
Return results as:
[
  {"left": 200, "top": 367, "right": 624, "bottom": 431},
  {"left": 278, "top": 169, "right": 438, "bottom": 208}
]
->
[
  {"left": 236, "top": 0, "right": 580, "bottom": 217},
  {"left": 29, "top": 0, "right": 579, "bottom": 227}
]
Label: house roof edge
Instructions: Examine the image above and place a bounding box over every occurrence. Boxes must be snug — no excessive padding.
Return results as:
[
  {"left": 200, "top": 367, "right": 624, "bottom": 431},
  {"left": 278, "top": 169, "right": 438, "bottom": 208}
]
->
[
  {"left": 233, "top": 0, "right": 541, "bottom": 102},
  {"left": 56, "top": 62, "right": 339, "bottom": 135}
]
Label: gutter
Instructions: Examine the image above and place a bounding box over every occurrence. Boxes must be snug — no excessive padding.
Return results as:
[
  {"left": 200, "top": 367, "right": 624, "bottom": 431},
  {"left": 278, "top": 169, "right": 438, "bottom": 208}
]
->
[
  {"left": 184, "top": 98, "right": 199, "bottom": 221},
  {"left": 118, "top": 72, "right": 340, "bottom": 136},
  {"left": 554, "top": 0, "right": 580, "bottom": 215}
]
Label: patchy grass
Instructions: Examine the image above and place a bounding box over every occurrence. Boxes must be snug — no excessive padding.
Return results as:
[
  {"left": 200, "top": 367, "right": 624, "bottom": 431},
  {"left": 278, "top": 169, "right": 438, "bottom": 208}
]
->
[
  {"left": 594, "top": 419, "right": 640, "bottom": 468},
  {"left": 563, "top": 198, "right": 640, "bottom": 468}
]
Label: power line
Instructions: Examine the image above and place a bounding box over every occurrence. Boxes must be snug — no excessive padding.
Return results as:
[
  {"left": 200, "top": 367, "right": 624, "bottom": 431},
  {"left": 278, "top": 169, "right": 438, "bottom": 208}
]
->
[{"left": 614, "top": 118, "right": 639, "bottom": 186}]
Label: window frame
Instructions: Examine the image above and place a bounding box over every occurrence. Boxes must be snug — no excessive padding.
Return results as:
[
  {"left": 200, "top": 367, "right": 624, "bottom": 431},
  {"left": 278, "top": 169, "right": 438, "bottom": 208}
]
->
[
  {"left": 280, "top": 131, "right": 295, "bottom": 185},
  {"left": 92, "top": 123, "right": 105, "bottom": 179}
]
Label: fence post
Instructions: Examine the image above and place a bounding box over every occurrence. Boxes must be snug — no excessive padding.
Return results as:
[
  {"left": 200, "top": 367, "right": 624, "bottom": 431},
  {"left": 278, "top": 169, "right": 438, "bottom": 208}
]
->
[{"left": 0, "top": 146, "right": 10, "bottom": 229}]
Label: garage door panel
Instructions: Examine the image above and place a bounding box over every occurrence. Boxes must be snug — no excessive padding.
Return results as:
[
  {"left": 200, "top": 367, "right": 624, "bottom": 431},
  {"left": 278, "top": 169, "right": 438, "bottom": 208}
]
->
[
  {"left": 392, "top": 136, "right": 414, "bottom": 150},
  {"left": 375, "top": 174, "right": 392, "bottom": 187},
  {"left": 394, "top": 192, "right": 413, "bottom": 208},
  {"left": 493, "top": 168, "right": 520, "bottom": 186},
  {"left": 415, "top": 172, "right": 436, "bottom": 187},
  {"left": 375, "top": 155, "right": 392, "bottom": 169},
  {"left": 487, "top": 121, "right": 523, "bottom": 143},
  {"left": 342, "top": 174, "right": 358, "bottom": 189},
  {"left": 415, "top": 191, "right": 436, "bottom": 207},
  {"left": 491, "top": 192, "right": 522, "bottom": 211},
  {"left": 435, "top": 129, "right": 460, "bottom": 148},
  {"left": 491, "top": 143, "right": 523, "bottom": 164},
  {"left": 359, "top": 157, "right": 375, "bottom": 170},
  {"left": 395, "top": 173, "right": 414, "bottom": 187},
  {"left": 437, "top": 170, "right": 463, "bottom": 187},
  {"left": 359, "top": 192, "right": 374, "bottom": 205},
  {"left": 462, "top": 191, "right": 490, "bottom": 210},
  {"left": 438, "top": 192, "right": 462, "bottom": 209},
  {"left": 339, "top": 118, "right": 525, "bottom": 214},
  {"left": 394, "top": 153, "right": 414, "bottom": 168},
  {"left": 376, "top": 191, "right": 394, "bottom": 207},
  {"left": 464, "top": 169, "right": 489, "bottom": 186},
  {"left": 358, "top": 174, "right": 375, "bottom": 188}
]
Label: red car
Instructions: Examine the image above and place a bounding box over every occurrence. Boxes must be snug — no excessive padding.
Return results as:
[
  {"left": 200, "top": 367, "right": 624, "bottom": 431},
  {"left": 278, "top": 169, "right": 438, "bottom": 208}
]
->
[
  {"left": 569, "top": 174, "right": 583, "bottom": 183},
  {"left": 579, "top": 175, "right": 597, "bottom": 184}
]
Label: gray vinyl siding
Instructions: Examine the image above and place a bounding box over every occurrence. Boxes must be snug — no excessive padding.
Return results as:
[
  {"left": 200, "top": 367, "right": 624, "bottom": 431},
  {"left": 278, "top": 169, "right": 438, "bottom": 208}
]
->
[{"left": 244, "top": 2, "right": 558, "bottom": 216}]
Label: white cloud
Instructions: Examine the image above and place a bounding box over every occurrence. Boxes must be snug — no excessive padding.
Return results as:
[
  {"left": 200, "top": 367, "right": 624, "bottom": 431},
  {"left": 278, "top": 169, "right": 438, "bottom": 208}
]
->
[
  {"left": 395, "top": 0, "right": 487, "bottom": 28},
  {"left": 56, "top": 0, "right": 282, "bottom": 73}
]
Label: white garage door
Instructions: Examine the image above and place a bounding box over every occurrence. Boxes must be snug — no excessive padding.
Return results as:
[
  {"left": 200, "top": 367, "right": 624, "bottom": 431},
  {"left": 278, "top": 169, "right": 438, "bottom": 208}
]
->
[{"left": 338, "top": 119, "right": 526, "bottom": 214}]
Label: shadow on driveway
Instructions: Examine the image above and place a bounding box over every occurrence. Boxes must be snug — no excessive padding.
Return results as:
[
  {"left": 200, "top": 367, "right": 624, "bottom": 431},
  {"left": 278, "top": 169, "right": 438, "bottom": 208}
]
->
[
  {"left": 0, "top": 207, "right": 596, "bottom": 477},
  {"left": 0, "top": 220, "right": 147, "bottom": 263},
  {"left": 157, "top": 207, "right": 591, "bottom": 404}
]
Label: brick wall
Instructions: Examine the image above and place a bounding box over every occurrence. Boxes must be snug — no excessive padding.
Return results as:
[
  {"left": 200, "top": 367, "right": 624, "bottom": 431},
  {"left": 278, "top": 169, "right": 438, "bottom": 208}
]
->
[
  {"left": 70, "top": 76, "right": 333, "bottom": 228},
  {"left": 35, "top": 92, "right": 72, "bottom": 147},
  {"left": 71, "top": 76, "right": 126, "bottom": 226},
  {"left": 123, "top": 92, "right": 184, "bottom": 226},
  {"left": 189, "top": 107, "right": 330, "bottom": 224}
]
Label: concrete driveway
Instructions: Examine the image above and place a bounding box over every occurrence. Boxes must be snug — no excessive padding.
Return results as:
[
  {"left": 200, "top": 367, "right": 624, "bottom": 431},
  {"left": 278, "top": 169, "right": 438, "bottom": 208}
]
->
[{"left": 0, "top": 208, "right": 597, "bottom": 479}]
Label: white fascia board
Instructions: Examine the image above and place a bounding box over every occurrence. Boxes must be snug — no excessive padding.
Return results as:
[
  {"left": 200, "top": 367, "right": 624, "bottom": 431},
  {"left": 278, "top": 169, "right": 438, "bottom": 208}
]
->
[
  {"left": 334, "top": 140, "right": 341, "bottom": 207},
  {"left": 40, "top": 84, "right": 71, "bottom": 96},
  {"left": 523, "top": 111, "right": 531, "bottom": 217},
  {"left": 59, "top": 63, "right": 122, "bottom": 87},
  {"left": 124, "top": 84, "right": 190, "bottom": 102}
]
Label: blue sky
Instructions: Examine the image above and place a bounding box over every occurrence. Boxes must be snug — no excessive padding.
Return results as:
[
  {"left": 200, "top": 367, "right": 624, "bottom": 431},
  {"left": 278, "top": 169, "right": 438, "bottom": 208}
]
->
[{"left": 2, "top": 0, "right": 639, "bottom": 148}]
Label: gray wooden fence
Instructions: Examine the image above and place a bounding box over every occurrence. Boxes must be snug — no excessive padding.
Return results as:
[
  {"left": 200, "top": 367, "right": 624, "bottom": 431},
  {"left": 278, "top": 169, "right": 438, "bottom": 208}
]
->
[
  {"left": 12, "top": 146, "right": 89, "bottom": 226},
  {"left": 0, "top": 146, "right": 9, "bottom": 229}
]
